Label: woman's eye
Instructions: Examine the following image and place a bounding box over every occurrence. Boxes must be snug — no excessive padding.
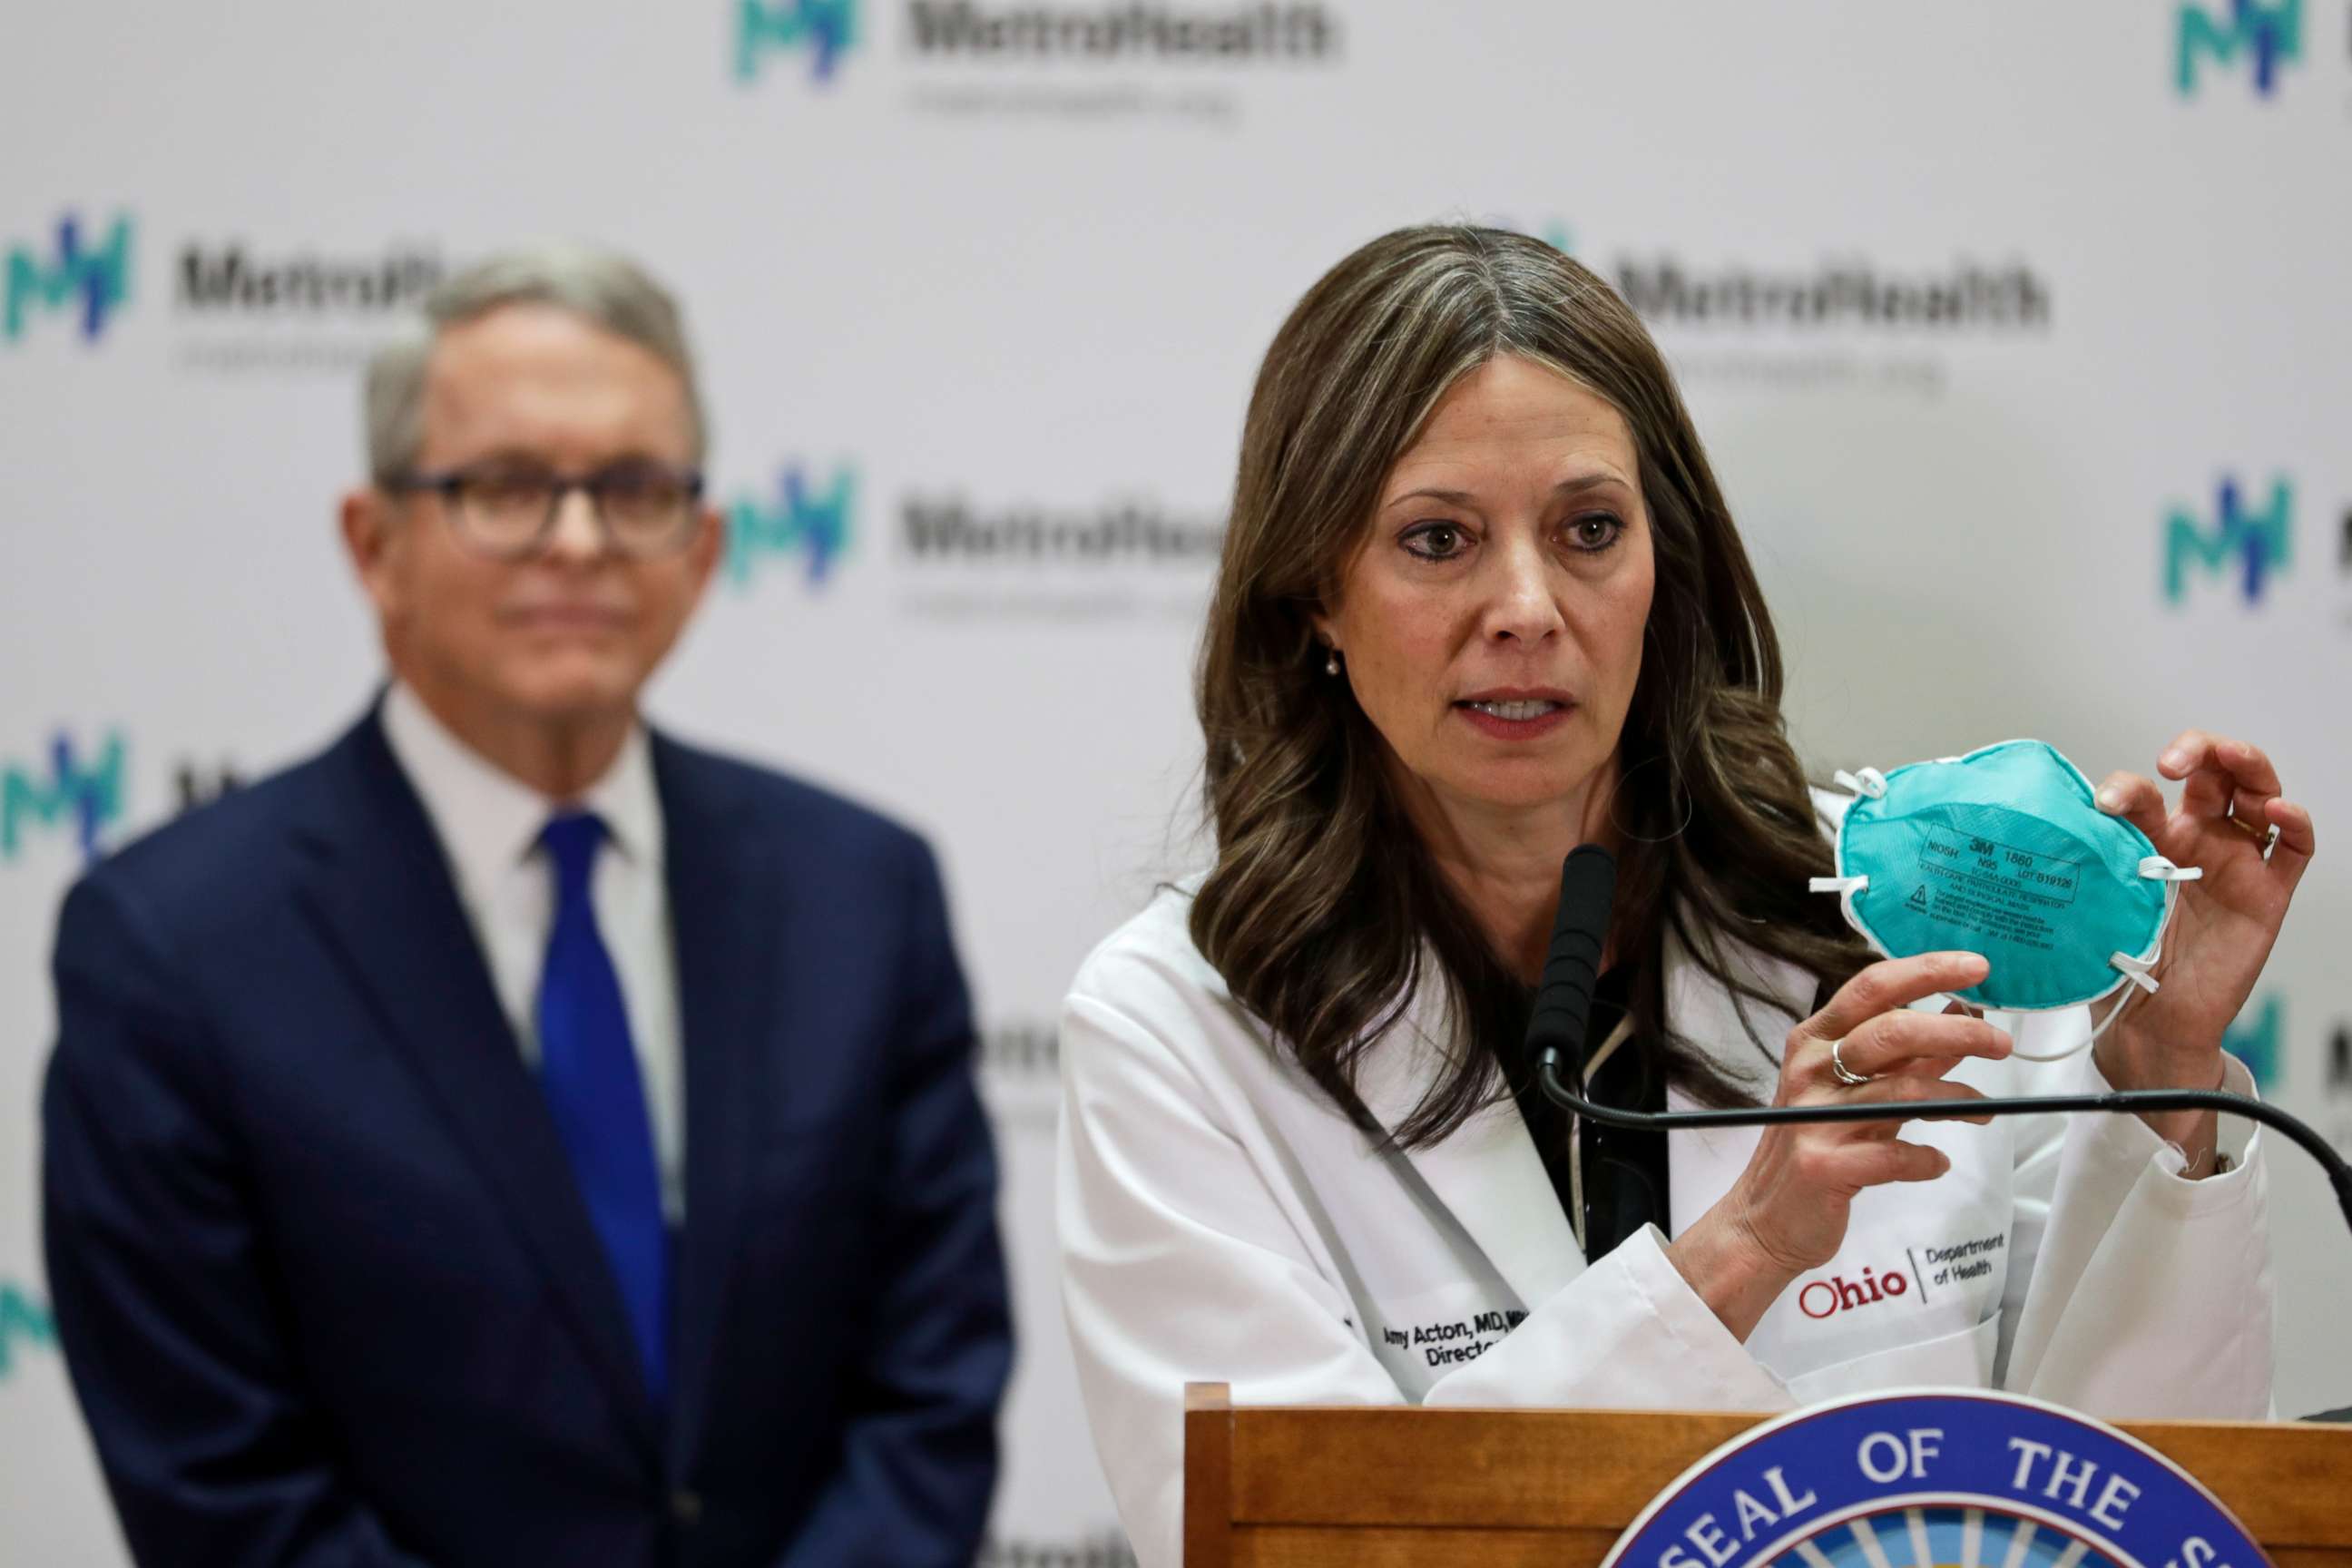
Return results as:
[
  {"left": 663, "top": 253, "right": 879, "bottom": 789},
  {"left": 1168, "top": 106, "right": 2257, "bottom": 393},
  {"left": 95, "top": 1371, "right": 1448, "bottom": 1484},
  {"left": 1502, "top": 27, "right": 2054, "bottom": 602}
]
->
[
  {"left": 1403, "top": 523, "right": 1468, "bottom": 560},
  {"left": 1568, "top": 514, "right": 1624, "bottom": 552}
]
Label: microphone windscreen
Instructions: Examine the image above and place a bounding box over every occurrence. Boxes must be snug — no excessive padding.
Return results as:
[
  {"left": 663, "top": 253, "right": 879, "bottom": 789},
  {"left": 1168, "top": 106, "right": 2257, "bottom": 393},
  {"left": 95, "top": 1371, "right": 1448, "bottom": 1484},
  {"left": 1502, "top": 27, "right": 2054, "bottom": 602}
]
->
[{"left": 1527, "top": 844, "right": 1617, "bottom": 1063}]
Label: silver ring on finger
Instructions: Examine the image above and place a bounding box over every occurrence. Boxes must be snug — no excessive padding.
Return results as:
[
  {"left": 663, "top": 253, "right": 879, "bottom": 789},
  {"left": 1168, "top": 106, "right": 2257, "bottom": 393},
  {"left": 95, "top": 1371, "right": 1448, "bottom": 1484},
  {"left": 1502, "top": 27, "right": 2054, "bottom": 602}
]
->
[{"left": 1829, "top": 1037, "right": 1875, "bottom": 1087}]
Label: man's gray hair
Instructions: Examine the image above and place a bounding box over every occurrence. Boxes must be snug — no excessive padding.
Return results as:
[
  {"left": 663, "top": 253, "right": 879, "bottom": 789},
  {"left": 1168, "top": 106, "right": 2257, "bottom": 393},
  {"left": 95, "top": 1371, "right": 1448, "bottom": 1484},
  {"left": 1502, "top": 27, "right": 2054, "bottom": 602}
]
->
[{"left": 363, "top": 244, "right": 708, "bottom": 485}]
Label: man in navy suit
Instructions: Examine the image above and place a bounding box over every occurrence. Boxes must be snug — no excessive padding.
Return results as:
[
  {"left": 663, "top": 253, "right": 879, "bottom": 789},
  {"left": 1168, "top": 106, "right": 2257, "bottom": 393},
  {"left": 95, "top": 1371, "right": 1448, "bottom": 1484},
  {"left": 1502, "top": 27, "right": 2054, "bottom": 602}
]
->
[{"left": 42, "top": 247, "right": 1012, "bottom": 1567}]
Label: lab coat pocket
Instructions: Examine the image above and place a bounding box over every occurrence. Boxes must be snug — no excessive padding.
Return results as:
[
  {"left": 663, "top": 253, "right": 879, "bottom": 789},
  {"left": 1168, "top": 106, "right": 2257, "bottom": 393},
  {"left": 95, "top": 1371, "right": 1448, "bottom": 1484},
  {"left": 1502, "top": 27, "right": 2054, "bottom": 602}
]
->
[{"left": 1778, "top": 1314, "right": 2001, "bottom": 1406}]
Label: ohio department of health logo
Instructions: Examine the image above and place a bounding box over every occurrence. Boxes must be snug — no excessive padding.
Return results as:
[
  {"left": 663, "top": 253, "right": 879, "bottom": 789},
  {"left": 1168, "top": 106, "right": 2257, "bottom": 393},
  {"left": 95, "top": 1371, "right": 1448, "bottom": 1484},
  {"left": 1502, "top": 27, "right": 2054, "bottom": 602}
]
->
[{"left": 1603, "top": 1391, "right": 2266, "bottom": 1568}]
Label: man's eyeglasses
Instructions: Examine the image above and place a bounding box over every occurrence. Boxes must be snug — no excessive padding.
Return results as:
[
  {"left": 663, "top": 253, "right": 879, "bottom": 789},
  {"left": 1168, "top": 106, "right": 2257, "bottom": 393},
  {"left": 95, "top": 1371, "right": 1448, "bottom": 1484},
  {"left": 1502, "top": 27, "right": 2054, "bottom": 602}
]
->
[{"left": 385, "top": 460, "right": 706, "bottom": 560}]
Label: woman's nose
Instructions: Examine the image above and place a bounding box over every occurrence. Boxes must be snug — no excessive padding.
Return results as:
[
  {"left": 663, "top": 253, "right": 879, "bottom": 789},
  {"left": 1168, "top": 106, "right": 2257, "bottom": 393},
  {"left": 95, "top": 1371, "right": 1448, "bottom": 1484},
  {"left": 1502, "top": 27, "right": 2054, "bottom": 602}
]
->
[{"left": 1483, "top": 535, "right": 1566, "bottom": 645}]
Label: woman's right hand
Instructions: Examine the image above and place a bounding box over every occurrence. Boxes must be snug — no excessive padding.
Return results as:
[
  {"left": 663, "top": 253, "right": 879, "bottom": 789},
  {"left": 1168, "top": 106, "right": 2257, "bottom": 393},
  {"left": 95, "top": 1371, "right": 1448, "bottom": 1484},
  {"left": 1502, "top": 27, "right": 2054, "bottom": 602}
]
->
[{"left": 1662, "top": 951, "right": 2013, "bottom": 1341}]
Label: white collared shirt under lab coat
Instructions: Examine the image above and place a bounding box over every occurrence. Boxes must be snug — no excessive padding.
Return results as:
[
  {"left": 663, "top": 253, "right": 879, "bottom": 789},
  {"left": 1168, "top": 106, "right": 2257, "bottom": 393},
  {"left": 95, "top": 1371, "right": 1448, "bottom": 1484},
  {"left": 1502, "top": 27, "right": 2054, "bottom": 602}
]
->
[
  {"left": 380, "top": 681, "right": 686, "bottom": 1221},
  {"left": 1056, "top": 853, "right": 2272, "bottom": 1568}
]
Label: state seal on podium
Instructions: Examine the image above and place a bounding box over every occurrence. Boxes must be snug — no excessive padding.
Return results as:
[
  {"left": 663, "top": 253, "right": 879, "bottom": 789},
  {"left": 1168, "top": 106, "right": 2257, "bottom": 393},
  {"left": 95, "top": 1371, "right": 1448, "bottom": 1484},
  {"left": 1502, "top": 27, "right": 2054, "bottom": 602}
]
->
[{"left": 1602, "top": 1390, "right": 2268, "bottom": 1568}]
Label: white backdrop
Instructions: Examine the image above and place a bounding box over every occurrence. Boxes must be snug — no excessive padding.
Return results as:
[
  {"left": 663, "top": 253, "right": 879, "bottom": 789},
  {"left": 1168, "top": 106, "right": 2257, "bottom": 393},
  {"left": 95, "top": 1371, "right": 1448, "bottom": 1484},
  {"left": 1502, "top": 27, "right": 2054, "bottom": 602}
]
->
[{"left": 5, "top": 2, "right": 2348, "bottom": 1560}]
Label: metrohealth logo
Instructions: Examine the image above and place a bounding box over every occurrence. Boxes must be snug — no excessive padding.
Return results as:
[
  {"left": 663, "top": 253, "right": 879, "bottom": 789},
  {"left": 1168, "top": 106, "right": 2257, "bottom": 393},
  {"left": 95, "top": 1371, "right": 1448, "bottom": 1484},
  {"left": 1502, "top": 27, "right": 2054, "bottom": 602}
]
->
[
  {"left": 5, "top": 212, "right": 132, "bottom": 345},
  {"left": 2176, "top": 0, "right": 2303, "bottom": 97},
  {"left": 3, "top": 730, "right": 126, "bottom": 864},
  {"left": 0, "top": 1282, "right": 55, "bottom": 1383},
  {"left": 2225, "top": 993, "right": 2283, "bottom": 1090},
  {"left": 727, "top": 464, "right": 856, "bottom": 588},
  {"left": 736, "top": 0, "right": 858, "bottom": 83},
  {"left": 2163, "top": 475, "right": 2290, "bottom": 603}
]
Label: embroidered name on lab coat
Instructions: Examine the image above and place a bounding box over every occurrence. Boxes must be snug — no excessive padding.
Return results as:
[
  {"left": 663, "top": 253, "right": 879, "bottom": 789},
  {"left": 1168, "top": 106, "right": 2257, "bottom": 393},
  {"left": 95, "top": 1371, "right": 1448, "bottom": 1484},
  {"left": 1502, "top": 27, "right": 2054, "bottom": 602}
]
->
[{"left": 1377, "top": 1306, "right": 1529, "bottom": 1369}]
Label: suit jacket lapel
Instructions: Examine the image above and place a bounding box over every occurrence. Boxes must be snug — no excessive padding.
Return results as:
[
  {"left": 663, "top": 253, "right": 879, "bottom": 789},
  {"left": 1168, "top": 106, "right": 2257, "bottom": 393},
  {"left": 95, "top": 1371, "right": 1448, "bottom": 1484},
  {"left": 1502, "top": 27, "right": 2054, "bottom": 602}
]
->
[
  {"left": 289, "top": 710, "right": 663, "bottom": 1463},
  {"left": 654, "top": 736, "right": 782, "bottom": 1474}
]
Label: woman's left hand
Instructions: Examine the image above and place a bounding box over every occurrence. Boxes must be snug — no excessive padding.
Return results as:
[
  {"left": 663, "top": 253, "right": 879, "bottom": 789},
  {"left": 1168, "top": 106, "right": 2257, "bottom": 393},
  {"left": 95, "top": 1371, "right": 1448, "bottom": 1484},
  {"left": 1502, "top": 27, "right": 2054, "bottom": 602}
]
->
[{"left": 2092, "top": 730, "right": 2317, "bottom": 1112}]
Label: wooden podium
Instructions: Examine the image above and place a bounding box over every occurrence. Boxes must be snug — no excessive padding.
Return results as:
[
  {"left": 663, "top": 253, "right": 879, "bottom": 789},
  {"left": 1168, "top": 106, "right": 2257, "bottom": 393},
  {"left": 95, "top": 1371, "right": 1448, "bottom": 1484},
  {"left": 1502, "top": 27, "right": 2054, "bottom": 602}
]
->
[{"left": 1182, "top": 1383, "right": 2352, "bottom": 1566}]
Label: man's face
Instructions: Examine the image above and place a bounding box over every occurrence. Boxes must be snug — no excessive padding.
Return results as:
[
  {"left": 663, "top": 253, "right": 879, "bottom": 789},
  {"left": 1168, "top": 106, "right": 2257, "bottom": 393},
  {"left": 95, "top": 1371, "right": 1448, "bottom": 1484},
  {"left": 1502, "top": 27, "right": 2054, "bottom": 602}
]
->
[{"left": 345, "top": 302, "right": 721, "bottom": 737}]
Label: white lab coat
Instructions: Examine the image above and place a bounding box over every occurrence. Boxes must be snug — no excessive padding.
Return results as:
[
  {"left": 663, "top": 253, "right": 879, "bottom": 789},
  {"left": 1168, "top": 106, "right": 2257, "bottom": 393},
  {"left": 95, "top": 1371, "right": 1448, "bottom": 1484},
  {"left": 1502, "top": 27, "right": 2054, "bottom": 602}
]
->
[{"left": 1056, "top": 851, "right": 2272, "bottom": 1568}]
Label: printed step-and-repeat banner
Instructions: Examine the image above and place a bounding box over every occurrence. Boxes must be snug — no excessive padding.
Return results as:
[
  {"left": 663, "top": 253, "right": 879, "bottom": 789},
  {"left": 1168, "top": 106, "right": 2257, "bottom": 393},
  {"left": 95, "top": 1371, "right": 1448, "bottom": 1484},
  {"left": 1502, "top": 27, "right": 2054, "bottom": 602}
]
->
[{"left": 5, "top": 2, "right": 2347, "bottom": 1559}]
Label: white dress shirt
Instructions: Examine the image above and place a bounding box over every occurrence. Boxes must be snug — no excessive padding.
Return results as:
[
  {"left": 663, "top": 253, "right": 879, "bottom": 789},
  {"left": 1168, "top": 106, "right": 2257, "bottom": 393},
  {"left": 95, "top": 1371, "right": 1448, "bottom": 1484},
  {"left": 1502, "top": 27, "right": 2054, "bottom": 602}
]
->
[{"left": 381, "top": 682, "right": 686, "bottom": 1222}]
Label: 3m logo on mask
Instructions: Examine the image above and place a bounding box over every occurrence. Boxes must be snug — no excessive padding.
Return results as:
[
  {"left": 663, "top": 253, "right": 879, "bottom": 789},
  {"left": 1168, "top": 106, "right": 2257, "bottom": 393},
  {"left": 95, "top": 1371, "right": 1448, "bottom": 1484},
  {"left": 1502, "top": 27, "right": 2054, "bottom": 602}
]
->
[
  {"left": 2176, "top": 0, "right": 2303, "bottom": 97},
  {"left": 735, "top": 0, "right": 858, "bottom": 83},
  {"left": 2165, "top": 475, "right": 2290, "bottom": 603},
  {"left": 727, "top": 464, "right": 855, "bottom": 589},
  {"left": 0, "top": 1282, "right": 55, "bottom": 1383},
  {"left": 5, "top": 212, "right": 132, "bottom": 345},
  {"left": 3, "top": 730, "right": 126, "bottom": 865},
  {"left": 1818, "top": 741, "right": 2192, "bottom": 1022}
]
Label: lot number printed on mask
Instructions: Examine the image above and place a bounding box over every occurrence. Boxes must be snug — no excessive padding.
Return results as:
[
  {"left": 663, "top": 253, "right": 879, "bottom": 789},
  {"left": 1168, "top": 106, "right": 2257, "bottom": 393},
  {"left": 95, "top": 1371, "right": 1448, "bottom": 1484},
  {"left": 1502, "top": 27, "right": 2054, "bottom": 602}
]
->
[{"left": 1914, "top": 826, "right": 2084, "bottom": 954}]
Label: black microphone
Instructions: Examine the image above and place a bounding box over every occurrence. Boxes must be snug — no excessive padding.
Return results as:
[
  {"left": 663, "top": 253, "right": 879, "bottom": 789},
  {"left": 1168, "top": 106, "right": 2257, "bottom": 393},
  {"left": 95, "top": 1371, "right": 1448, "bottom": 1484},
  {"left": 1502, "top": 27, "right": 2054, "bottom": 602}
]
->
[
  {"left": 1526, "top": 844, "right": 1616, "bottom": 1102},
  {"left": 1528, "top": 844, "right": 2352, "bottom": 1237}
]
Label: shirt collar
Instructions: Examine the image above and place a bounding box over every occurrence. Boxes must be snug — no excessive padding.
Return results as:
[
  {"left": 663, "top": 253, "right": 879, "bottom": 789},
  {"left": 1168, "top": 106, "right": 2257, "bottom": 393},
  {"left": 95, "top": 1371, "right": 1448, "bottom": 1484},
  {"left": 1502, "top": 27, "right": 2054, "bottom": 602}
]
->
[{"left": 380, "top": 681, "right": 664, "bottom": 895}]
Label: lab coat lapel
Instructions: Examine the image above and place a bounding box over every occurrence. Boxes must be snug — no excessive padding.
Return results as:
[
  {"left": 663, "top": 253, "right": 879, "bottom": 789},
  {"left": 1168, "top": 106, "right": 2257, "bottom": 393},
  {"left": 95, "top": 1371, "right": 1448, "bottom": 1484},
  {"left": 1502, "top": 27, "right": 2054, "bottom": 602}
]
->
[
  {"left": 1348, "top": 928, "right": 1818, "bottom": 1300},
  {"left": 1662, "top": 926, "right": 1813, "bottom": 1238},
  {"left": 1350, "top": 979, "right": 1586, "bottom": 1311}
]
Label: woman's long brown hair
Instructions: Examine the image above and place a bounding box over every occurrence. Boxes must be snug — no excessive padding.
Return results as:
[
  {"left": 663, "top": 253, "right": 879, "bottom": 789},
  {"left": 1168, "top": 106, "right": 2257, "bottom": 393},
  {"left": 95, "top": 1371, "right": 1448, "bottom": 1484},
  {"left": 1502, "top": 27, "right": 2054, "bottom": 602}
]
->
[{"left": 1190, "top": 224, "right": 1872, "bottom": 1146}]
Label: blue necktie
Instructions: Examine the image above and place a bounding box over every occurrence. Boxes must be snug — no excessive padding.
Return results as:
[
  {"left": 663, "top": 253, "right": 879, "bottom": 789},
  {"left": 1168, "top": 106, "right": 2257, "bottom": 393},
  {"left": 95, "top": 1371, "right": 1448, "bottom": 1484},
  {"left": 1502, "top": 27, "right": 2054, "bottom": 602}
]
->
[{"left": 535, "top": 811, "right": 669, "bottom": 1410}]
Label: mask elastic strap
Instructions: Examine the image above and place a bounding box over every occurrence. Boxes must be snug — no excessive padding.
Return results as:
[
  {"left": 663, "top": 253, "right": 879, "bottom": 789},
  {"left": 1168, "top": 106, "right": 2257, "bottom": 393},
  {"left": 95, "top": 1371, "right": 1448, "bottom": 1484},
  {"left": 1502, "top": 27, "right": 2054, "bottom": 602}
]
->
[
  {"left": 1944, "top": 857, "right": 2200, "bottom": 1062},
  {"left": 2077, "top": 976, "right": 2145, "bottom": 1052},
  {"left": 1812, "top": 770, "right": 1882, "bottom": 900},
  {"left": 1834, "top": 768, "right": 1888, "bottom": 800},
  {"left": 2007, "top": 962, "right": 2155, "bottom": 1062},
  {"left": 2131, "top": 854, "right": 2200, "bottom": 989},
  {"left": 2067, "top": 858, "right": 2200, "bottom": 1053}
]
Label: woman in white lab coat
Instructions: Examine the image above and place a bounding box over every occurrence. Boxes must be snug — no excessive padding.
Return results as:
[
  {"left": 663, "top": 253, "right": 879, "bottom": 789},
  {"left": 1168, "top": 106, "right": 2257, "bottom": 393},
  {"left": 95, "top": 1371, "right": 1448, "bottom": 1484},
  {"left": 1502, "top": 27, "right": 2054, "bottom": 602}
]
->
[{"left": 1055, "top": 225, "right": 2318, "bottom": 1568}]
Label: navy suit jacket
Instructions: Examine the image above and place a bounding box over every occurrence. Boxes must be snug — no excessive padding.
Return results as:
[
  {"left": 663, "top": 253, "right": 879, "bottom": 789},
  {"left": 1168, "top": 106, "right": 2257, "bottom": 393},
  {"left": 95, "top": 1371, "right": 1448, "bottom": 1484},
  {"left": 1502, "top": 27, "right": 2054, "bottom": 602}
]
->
[{"left": 43, "top": 706, "right": 1013, "bottom": 1568}]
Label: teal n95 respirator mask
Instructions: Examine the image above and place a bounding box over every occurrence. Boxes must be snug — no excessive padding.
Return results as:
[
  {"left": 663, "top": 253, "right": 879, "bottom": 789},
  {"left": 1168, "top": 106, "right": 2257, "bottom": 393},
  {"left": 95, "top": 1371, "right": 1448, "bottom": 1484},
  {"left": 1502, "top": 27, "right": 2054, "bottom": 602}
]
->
[{"left": 1808, "top": 739, "right": 2200, "bottom": 1059}]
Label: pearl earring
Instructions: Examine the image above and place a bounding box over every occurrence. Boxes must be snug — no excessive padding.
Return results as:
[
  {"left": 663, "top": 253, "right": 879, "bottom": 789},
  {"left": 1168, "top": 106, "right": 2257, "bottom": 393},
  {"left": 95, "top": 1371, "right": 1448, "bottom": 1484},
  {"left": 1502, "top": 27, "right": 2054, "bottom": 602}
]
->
[{"left": 1325, "top": 649, "right": 1341, "bottom": 676}]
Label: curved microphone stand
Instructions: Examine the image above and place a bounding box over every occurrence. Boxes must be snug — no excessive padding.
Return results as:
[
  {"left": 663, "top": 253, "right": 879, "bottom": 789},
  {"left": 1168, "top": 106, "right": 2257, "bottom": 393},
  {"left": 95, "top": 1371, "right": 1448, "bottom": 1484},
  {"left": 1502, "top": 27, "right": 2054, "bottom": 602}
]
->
[{"left": 1527, "top": 845, "right": 2352, "bottom": 1237}]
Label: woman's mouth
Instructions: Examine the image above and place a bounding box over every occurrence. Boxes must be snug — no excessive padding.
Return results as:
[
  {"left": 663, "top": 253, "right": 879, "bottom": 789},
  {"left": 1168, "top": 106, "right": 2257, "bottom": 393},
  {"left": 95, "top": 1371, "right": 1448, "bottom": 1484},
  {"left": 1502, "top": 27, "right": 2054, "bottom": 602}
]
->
[
  {"left": 1460, "top": 699, "right": 1559, "bottom": 721},
  {"left": 1452, "top": 694, "right": 1574, "bottom": 740}
]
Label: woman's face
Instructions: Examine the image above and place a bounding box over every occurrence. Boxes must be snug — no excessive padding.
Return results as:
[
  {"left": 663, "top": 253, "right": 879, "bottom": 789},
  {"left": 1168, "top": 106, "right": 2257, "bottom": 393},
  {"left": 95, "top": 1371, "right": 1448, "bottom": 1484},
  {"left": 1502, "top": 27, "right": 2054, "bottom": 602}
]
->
[{"left": 1315, "top": 355, "right": 1656, "bottom": 821}]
